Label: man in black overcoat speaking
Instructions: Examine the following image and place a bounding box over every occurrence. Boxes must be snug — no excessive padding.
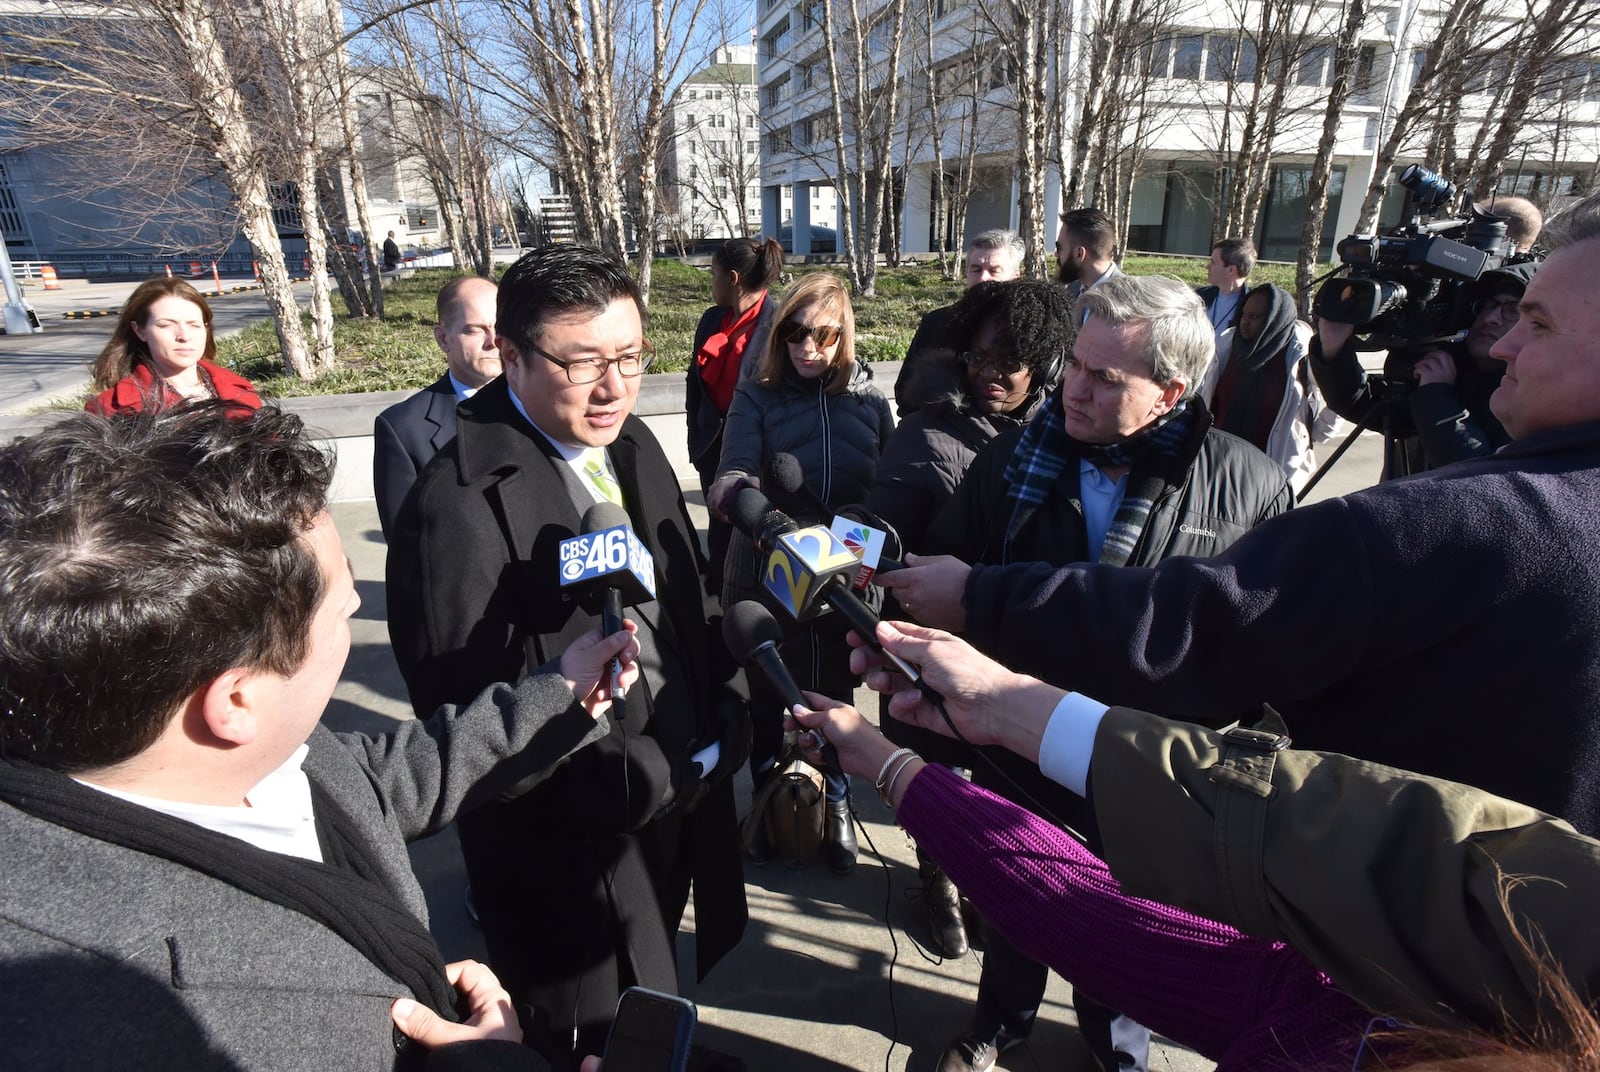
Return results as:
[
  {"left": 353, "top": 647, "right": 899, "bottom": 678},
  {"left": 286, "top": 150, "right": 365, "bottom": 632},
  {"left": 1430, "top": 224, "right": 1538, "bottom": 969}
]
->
[{"left": 387, "top": 244, "right": 749, "bottom": 1071}]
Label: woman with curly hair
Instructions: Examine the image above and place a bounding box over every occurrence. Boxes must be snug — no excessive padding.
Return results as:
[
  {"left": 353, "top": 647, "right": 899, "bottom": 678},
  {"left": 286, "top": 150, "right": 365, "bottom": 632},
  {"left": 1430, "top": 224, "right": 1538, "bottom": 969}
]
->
[{"left": 866, "top": 279, "right": 1070, "bottom": 958}]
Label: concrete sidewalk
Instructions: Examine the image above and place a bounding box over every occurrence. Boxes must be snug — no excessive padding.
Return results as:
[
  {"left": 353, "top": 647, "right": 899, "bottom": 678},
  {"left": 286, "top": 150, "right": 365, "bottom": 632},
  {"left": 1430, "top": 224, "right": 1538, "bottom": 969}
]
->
[{"left": 330, "top": 496, "right": 1216, "bottom": 1072}]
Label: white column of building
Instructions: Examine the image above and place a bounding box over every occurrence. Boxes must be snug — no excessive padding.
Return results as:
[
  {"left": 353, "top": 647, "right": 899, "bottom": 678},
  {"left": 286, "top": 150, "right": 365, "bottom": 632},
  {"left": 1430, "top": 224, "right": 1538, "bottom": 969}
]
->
[
  {"left": 901, "top": 166, "right": 933, "bottom": 255},
  {"left": 762, "top": 185, "right": 785, "bottom": 241}
]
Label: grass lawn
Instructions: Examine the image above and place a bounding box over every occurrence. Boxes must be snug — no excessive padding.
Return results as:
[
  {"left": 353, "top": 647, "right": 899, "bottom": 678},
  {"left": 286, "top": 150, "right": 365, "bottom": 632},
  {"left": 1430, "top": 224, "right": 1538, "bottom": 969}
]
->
[{"left": 222, "top": 254, "right": 1323, "bottom": 398}]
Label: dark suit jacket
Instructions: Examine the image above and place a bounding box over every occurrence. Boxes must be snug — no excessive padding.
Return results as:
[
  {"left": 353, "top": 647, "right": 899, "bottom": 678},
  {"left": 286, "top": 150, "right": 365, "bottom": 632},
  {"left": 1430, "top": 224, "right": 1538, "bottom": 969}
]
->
[
  {"left": 385, "top": 378, "right": 748, "bottom": 1039},
  {"left": 373, "top": 373, "right": 459, "bottom": 540}
]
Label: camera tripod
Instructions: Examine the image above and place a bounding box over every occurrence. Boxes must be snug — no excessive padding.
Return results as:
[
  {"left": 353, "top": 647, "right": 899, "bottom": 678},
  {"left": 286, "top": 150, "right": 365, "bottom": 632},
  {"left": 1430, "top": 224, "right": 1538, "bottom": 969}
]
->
[{"left": 1296, "top": 375, "right": 1420, "bottom": 502}]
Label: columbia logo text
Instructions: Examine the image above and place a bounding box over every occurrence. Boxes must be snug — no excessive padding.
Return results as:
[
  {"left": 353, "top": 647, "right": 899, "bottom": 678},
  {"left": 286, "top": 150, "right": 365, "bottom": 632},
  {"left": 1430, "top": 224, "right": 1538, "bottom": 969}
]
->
[{"left": 1179, "top": 523, "right": 1218, "bottom": 539}]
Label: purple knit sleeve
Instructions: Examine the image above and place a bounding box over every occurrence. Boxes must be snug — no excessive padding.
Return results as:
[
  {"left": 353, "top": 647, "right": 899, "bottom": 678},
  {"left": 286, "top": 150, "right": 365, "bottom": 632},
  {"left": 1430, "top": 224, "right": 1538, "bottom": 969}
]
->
[{"left": 898, "top": 765, "right": 1371, "bottom": 1068}]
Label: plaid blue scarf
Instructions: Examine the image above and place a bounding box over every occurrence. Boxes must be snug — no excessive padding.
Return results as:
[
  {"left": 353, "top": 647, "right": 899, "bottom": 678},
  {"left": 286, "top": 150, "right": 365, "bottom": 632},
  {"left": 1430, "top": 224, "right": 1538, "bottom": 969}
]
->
[{"left": 1003, "top": 394, "right": 1196, "bottom": 566}]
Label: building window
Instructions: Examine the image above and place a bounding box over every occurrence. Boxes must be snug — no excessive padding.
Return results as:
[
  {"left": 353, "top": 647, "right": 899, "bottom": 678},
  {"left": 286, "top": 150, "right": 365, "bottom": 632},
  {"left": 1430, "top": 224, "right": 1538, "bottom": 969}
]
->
[
  {"left": 0, "top": 161, "right": 26, "bottom": 239},
  {"left": 1147, "top": 37, "right": 1172, "bottom": 79},
  {"left": 1352, "top": 44, "right": 1379, "bottom": 99},
  {"left": 1204, "top": 37, "right": 1232, "bottom": 82},
  {"left": 762, "top": 17, "right": 791, "bottom": 59},
  {"left": 1296, "top": 45, "right": 1330, "bottom": 87},
  {"left": 688, "top": 89, "right": 698, "bottom": 100},
  {"left": 1172, "top": 35, "right": 1203, "bottom": 80},
  {"left": 747, "top": 140, "right": 758, "bottom": 153}
]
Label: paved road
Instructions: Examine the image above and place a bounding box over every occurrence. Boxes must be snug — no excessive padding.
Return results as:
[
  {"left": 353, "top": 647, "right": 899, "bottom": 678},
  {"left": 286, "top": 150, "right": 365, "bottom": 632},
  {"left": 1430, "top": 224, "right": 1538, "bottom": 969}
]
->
[{"left": 0, "top": 277, "right": 315, "bottom": 413}]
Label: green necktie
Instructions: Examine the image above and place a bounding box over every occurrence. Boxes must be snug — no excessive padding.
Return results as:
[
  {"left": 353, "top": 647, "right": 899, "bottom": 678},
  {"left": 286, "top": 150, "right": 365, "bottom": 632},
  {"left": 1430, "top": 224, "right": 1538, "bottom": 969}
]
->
[{"left": 583, "top": 448, "right": 623, "bottom": 506}]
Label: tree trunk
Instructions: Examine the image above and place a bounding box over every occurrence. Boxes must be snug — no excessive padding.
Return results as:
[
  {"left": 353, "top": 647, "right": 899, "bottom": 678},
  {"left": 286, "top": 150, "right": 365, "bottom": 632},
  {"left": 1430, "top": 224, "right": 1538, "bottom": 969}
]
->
[
  {"left": 168, "top": 0, "right": 312, "bottom": 378},
  {"left": 1296, "top": 0, "right": 1365, "bottom": 315},
  {"left": 324, "top": 0, "right": 384, "bottom": 318}
]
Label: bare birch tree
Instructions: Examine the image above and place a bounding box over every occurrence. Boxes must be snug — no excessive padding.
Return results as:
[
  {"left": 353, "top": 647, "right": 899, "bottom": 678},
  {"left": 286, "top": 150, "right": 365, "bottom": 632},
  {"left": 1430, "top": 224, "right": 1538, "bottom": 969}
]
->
[
  {"left": 1353, "top": 0, "right": 1500, "bottom": 228},
  {"left": 818, "top": 0, "right": 912, "bottom": 295},
  {"left": 1294, "top": 0, "right": 1367, "bottom": 313},
  {"left": 0, "top": 0, "right": 319, "bottom": 377}
]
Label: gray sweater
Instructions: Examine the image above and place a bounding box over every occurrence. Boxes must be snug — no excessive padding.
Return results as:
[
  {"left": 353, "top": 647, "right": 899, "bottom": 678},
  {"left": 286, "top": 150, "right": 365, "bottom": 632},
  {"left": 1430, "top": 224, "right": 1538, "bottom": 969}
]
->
[{"left": 0, "top": 671, "right": 607, "bottom": 1070}]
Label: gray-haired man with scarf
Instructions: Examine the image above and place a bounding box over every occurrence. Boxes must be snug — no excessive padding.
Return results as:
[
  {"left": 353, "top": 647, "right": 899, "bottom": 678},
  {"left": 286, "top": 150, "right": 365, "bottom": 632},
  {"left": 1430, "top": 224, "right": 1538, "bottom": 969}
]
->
[{"left": 890, "top": 273, "right": 1291, "bottom": 1072}]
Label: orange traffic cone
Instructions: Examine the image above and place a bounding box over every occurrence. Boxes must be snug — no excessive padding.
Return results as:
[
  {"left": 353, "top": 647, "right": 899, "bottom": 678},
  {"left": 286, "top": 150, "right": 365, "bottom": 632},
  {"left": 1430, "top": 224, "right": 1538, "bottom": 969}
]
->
[
  {"left": 188, "top": 261, "right": 204, "bottom": 278},
  {"left": 40, "top": 265, "right": 61, "bottom": 291}
]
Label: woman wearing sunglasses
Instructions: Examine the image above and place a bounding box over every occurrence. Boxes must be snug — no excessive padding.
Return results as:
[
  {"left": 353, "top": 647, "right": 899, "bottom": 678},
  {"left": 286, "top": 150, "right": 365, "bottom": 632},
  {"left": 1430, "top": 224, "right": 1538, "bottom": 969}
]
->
[{"left": 709, "top": 272, "right": 894, "bottom": 875}]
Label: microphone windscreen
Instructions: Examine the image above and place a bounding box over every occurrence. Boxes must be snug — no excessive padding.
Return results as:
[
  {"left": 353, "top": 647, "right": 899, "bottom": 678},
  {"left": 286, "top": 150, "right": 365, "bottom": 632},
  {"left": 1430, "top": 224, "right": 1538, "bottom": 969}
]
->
[
  {"left": 768, "top": 453, "right": 807, "bottom": 497},
  {"left": 721, "top": 600, "right": 786, "bottom": 663},
  {"left": 582, "top": 500, "right": 631, "bottom": 534},
  {"left": 729, "top": 486, "right": 772, "bottom": 536}
]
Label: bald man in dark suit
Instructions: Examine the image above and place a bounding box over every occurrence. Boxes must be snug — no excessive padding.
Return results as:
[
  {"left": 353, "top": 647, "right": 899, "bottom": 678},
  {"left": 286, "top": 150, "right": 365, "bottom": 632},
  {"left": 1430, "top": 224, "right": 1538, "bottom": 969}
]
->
[{"left": 373, "top": 276, "right": 502, "bottom": 538}]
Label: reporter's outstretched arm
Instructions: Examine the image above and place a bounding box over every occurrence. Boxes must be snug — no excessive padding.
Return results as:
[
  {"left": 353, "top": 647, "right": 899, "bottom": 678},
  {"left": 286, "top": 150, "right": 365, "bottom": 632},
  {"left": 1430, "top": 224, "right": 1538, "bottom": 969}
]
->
[{"left": 1088, "top": 707, "right": 1600, "bottom": 1037}]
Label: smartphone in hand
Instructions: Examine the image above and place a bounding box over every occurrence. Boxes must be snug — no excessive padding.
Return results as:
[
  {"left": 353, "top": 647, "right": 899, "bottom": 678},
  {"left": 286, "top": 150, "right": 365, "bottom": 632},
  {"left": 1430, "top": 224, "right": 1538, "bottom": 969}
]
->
[{"left": 600, "top": 987, "right": 696, "bottom": 1072}]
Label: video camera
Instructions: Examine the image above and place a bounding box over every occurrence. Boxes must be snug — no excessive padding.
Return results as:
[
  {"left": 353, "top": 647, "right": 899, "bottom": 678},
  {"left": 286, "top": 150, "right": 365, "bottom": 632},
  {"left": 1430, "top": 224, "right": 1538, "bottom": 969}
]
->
[{"left": 1313, "top": 165, "right": 1520, "bottom": 353}]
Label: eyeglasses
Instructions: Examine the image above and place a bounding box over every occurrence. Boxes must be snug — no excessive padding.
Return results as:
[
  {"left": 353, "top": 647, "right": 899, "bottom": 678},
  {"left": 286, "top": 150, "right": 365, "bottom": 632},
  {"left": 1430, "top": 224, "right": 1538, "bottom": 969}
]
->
[
  {"left": 779, "top": 320, "right": 842, "bottom": 348},
  {"left": 961, "top": 350, "right": 1026, "bottom": 377},
  {"left": 529, "top": 339, "right": 657, "bottom": 384},
  {"left": 1472, "top": 296, "right": 1521, "bottom": 322}
]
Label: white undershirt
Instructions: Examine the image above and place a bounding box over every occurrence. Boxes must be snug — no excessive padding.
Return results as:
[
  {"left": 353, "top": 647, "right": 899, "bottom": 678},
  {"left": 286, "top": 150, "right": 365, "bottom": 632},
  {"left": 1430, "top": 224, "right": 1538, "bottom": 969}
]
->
[{"left": 76, "top": 744, "right": 323, "bottom": 862}]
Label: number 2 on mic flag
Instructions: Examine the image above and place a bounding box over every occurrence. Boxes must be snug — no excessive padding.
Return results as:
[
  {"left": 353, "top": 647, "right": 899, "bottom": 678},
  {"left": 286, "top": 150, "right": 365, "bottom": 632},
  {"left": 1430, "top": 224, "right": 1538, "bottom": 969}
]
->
[{"left": 763, "top": 527, "right": 858, "bottom": 619}]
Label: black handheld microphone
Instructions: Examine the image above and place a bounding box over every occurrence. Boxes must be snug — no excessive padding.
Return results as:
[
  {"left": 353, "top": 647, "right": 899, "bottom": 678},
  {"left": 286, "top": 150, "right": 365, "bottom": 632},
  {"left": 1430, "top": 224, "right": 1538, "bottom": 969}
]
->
[
  {"left": 727, "top": 488, "right": 936, "bottom": 692},
  {"left": 765, "top": 453, "right": 904, "bottom": 574},
  {"left": 558, "top": 502, "right": 657, "bottom": 697},
  {"left": 722, "top": 600, "right": 843, "bottom": 778},
  {"left": 766, "top": 453, "right": 831, "bottom": 523}
]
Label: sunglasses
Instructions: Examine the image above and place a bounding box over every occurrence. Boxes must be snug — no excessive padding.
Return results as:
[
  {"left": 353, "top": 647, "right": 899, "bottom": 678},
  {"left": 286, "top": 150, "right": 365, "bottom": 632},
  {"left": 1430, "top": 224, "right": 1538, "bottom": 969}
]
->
[{"left": 780, "top": 320, "right": 842, "bottom": 348}]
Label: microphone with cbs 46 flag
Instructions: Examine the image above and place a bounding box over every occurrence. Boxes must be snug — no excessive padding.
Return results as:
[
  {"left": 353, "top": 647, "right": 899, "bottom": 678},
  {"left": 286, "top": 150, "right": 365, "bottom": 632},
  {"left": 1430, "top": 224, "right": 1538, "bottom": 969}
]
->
[{"left": 557, "top": 501, "right": 655, "bottom": 698}]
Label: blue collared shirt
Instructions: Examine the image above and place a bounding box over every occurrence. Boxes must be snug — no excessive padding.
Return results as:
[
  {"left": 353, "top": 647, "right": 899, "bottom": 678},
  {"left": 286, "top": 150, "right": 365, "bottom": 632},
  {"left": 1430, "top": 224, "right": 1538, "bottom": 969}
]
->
[{"left": 1078, "top": 458, "right": 1128, "bottom": 563}]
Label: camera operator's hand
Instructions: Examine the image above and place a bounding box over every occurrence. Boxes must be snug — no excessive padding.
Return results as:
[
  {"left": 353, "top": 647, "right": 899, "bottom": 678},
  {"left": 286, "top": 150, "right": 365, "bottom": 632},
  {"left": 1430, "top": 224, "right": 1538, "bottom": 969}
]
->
[
  {"left": 1413, "top": 350, "right": 1458, "bottom": 386},
  {"left": 391, "top": 960, "right": 521, "bottom": 1048},
  {"left": 1314, "top": 317, "right": 1355, "bottom": 357}
]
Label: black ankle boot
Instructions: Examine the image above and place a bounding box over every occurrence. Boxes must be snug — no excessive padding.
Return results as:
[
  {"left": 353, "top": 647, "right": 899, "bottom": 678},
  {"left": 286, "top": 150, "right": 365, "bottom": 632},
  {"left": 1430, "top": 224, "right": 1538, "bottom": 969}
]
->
[
  {"left": 918, "top": 853, "right": 969, "bottom": 957},
  {"left": 824, "top": 797, "right": 857, "bottom": 874}
]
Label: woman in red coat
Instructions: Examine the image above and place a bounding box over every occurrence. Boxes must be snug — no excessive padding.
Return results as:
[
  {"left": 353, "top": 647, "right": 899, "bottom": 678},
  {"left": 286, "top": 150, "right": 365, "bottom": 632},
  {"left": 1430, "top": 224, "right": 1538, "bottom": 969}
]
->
[{"left": 86, "top": 277, "right": 262, "bottom": 415}]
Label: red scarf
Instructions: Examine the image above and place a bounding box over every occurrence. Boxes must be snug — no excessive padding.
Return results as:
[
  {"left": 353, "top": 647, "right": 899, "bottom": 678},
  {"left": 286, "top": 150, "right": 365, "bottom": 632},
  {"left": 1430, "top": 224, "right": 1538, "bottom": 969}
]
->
[{"left": 695, "top": 295, "right": 766, "bottom": 414}]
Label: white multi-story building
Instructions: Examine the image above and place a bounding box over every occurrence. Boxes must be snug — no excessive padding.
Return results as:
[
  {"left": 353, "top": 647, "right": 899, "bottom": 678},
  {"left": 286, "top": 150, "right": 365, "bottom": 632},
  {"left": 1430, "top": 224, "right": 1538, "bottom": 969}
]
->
[
  {"left": 661, "top": 43, "right": 769, "bottom": 245},
  {"left": 757, "top": 0, "right": 1600, "bottom": 259}
]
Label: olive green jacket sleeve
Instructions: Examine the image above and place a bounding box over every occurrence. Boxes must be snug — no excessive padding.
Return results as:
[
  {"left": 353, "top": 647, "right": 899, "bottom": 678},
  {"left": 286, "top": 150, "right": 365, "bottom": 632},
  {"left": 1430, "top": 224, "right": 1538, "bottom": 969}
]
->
[{"left": 1089, "top": 706, "right": 1600, "bottom": 1035}]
